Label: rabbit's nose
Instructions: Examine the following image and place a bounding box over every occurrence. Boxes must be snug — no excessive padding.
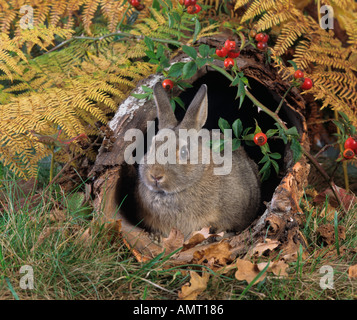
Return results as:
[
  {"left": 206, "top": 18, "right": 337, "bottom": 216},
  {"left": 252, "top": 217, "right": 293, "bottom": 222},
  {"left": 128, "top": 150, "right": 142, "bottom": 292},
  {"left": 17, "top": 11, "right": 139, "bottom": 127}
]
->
[{"left": 150, "top": 174, "right": 163, "bottom": 182}]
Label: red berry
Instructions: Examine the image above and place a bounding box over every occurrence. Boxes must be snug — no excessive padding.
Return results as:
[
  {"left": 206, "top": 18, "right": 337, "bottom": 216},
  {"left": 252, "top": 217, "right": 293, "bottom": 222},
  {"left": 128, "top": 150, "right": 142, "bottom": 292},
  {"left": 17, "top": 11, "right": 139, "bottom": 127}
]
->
[
  {"left": 130, "top": 0, "right": 140, "bottom": 7},
  {"left": 261, "top": 34, "right": 269, "bottom": 43},
  {"left": 224, "top": 39, "right": 236, "bottom": 51},
  {"left": 187, "top": 5, "right": 196, "bottom": 13},
  {"left": 255, "top": 33, "right": 265, "bottom": 42},
  {"left": 254, "top": 132, "right": 267, "bottom": 146},
  {"left": 344, "top": 137, "right": 357, "bottom": 152},
  {"left": 162, "top": 79, "right": 174, "bottom": 90},
  {"left": 343, "top": 148, "right": 355, "bottom": 160},
  {"left": 257, "top": 41, "right": 267, "bottom": 50},
  {"left": 227, "top": 50, "right": 240, "bottom": 58},
  {"left": 216, "top": 47, "right": 228, "bottom": 58},
  {"left": 301, "top": 77, "right": 313, "bottom": 90},
  {"left": 179, "top": 0, "right": 185, "bottom": 4},
  {"left": 224, "top": 57, "right": 235, "bottom": 69},
  {"left": 194, "top": 4, "right": 201, "bottom": 13},
  {"left": 184, "top": 0, "right": 196, "bottom": 7},
  {"left": 294, "top": 70, "right": 304, "bottom": 79}
]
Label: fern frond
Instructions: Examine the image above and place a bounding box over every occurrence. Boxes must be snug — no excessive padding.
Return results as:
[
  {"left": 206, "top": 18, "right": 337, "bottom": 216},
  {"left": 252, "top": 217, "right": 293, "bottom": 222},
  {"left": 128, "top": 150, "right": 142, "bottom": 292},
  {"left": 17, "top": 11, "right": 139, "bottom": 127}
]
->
[
  {"left": 240, "top": 0, "right": 277, "bottom": 23},
  {"left": 274, "top": 19, "right": 310, "bottom": 56},
  {"left": 83, "top": 0, "right": 101, "bottom": 35}
]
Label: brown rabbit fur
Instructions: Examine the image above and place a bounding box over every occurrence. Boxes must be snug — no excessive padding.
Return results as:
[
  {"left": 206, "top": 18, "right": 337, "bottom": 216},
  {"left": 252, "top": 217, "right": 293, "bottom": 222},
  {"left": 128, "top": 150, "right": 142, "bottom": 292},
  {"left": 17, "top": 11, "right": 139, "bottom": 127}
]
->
[{"left": 136, "top": 82, "right": 261, "bottom": 237}]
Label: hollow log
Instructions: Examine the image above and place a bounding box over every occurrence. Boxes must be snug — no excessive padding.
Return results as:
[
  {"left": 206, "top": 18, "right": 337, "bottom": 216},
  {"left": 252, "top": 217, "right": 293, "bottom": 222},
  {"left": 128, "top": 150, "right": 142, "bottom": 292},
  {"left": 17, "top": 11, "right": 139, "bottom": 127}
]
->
[{"left": 88, "top": 36, "right": 310, "bottom": 263}]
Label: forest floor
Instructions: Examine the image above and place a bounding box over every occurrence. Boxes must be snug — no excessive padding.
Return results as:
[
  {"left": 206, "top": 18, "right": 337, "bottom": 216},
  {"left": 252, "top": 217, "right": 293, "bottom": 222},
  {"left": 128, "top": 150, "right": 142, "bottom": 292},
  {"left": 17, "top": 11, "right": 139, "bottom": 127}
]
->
[{"left": 0, "top": 167, "right": 356, "bottom": 301}]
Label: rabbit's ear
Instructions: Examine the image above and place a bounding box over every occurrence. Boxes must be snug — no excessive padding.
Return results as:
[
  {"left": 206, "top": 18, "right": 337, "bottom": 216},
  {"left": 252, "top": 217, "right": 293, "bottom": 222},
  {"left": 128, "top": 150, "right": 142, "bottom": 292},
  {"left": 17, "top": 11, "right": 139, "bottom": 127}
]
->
[
  {"left": 180, "top": 84, "right": 208, "bottom": 130},
  {"left": 153, "top": 82, "right": 177, "bottom": 129}
]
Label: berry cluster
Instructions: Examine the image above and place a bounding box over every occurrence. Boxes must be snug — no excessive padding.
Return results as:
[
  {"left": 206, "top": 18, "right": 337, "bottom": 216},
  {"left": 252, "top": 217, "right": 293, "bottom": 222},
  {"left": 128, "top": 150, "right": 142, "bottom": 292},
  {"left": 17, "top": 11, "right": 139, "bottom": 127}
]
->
[
  {"left": 293, "top": 69, "right": 313, "bottom": 91},
  {"left": 216, "top": 39, "right": 240, "bottom": 69},
  {"left": 343, "top": 137, "right": 357, "bottom": 159},
  {"left": 179, "top": 0, "right": 201, "bottom": 14},
  {"left": 250, "top": 30, "right": 269, "bottom": 51},
  {"left": 129, "top": 0, "right": 145, "bottom": 11}
]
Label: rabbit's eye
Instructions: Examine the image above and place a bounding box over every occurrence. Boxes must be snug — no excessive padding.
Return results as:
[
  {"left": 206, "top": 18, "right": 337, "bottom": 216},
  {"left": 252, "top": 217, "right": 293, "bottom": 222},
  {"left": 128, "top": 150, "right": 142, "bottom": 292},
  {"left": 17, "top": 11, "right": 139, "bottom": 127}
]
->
[{"left": 179, "top": 145, "right": 189, "bottom": 160}]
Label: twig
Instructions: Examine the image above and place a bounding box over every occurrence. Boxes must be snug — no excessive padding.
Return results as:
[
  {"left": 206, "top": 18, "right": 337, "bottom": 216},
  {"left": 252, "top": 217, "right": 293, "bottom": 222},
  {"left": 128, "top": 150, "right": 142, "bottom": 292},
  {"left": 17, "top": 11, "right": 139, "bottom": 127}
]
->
[
  {"left": 303, "top": 149, "right": 346, "bottom": 213},
  {"left": 45, "top": 32, "right": 182, "bottom": 55},
  {"left": 275, "top": 85, "right": 293, "bottom": 114},
  {"left": 313, "top": 143, "right": 335, "bottom": 159}
]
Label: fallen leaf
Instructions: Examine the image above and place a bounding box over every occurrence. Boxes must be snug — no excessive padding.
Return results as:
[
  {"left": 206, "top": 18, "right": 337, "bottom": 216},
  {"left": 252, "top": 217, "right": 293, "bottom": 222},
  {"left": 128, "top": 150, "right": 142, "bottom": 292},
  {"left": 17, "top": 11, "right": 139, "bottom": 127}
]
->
[
  {"left": 183, "top": 227, "right": 224, "bottom": 251},
  {"left": 265, "top": 214, "right": 284, "bottom": 234},
  {"left": 247, "top": 239, "right": 280, "bottom": 258},
  {"left": 317, "top": 224, "right": 346, "bottom": 245},
  {"left": 257, "top": 260, "right": 289, "bottom": 277},
  {"left": 193, "top": 240, "right": 233, "bottom": 267},
  {"left": 348, "top": 264, "right": 357, "bottom": 279},
  {"left": 314, "top": 186, "right": 357, "bottom": 211},
  {"left": 178, "top": 271, "right": 210, "bottom": 300},
  {"left": 235, "top": 259, "right": 266, "bottom": 284},
  {"left": 183, "top": 233, "right": 206, "bottom": 251},
  {"left": 162, "top": 228, "right": 184, "bottom": 254},
  {"left": 318, "top": 204, "right": 336, "bottom": 221}
]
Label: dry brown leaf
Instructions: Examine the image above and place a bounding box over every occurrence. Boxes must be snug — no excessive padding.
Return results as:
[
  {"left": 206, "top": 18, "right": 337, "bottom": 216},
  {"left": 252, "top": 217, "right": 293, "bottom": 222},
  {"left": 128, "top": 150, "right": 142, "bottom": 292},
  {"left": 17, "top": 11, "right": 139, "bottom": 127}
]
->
[
  {"left": 235, "top": 259, "right": 266, "bottom": 284},
  {"left": 162, "top": 228, "right": 184, "bottom": 254},
  {"left": 265, "top": 214, "right": 284, "bottom": 234},
  {"left": 183, "top": 233, "right": 206, "bottom": 251},
  {"left": 314, "top": 186, "right": 357, "bottom": 211},
  {"left": 193, "top": 240, "right": 233, "bottom": 267},
  {"left": 257, "top": 260, "right": 289, "bottom": 277},
  {"left": 348, "top": 264, "right": 357, "bottom": 279},
  {"left": 317, "top": 224, "right": 346, "bottom": 245},
  {"left": 183, "top": 227, "right": 224, "bottom": 251},
  {"left": 247, "top": 239, "right": 280, "bottom": 258},
  {"left": 178, "top": 271, "right": 210, "bottom": 300}
]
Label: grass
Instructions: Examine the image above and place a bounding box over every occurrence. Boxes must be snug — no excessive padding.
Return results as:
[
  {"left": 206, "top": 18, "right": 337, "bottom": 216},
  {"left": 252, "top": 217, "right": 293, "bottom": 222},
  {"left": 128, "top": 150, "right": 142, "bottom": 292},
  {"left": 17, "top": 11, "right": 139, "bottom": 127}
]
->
[{"left": 0, "top": 170, "right": 356, "bottom": 300}]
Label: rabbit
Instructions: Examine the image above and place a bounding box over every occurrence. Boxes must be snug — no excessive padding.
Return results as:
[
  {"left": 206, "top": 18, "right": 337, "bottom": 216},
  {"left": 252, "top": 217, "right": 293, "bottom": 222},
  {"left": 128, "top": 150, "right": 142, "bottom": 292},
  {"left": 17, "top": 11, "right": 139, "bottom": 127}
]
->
[{"left": 135, "top": 82, "right": 261, "bottom": 238}]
